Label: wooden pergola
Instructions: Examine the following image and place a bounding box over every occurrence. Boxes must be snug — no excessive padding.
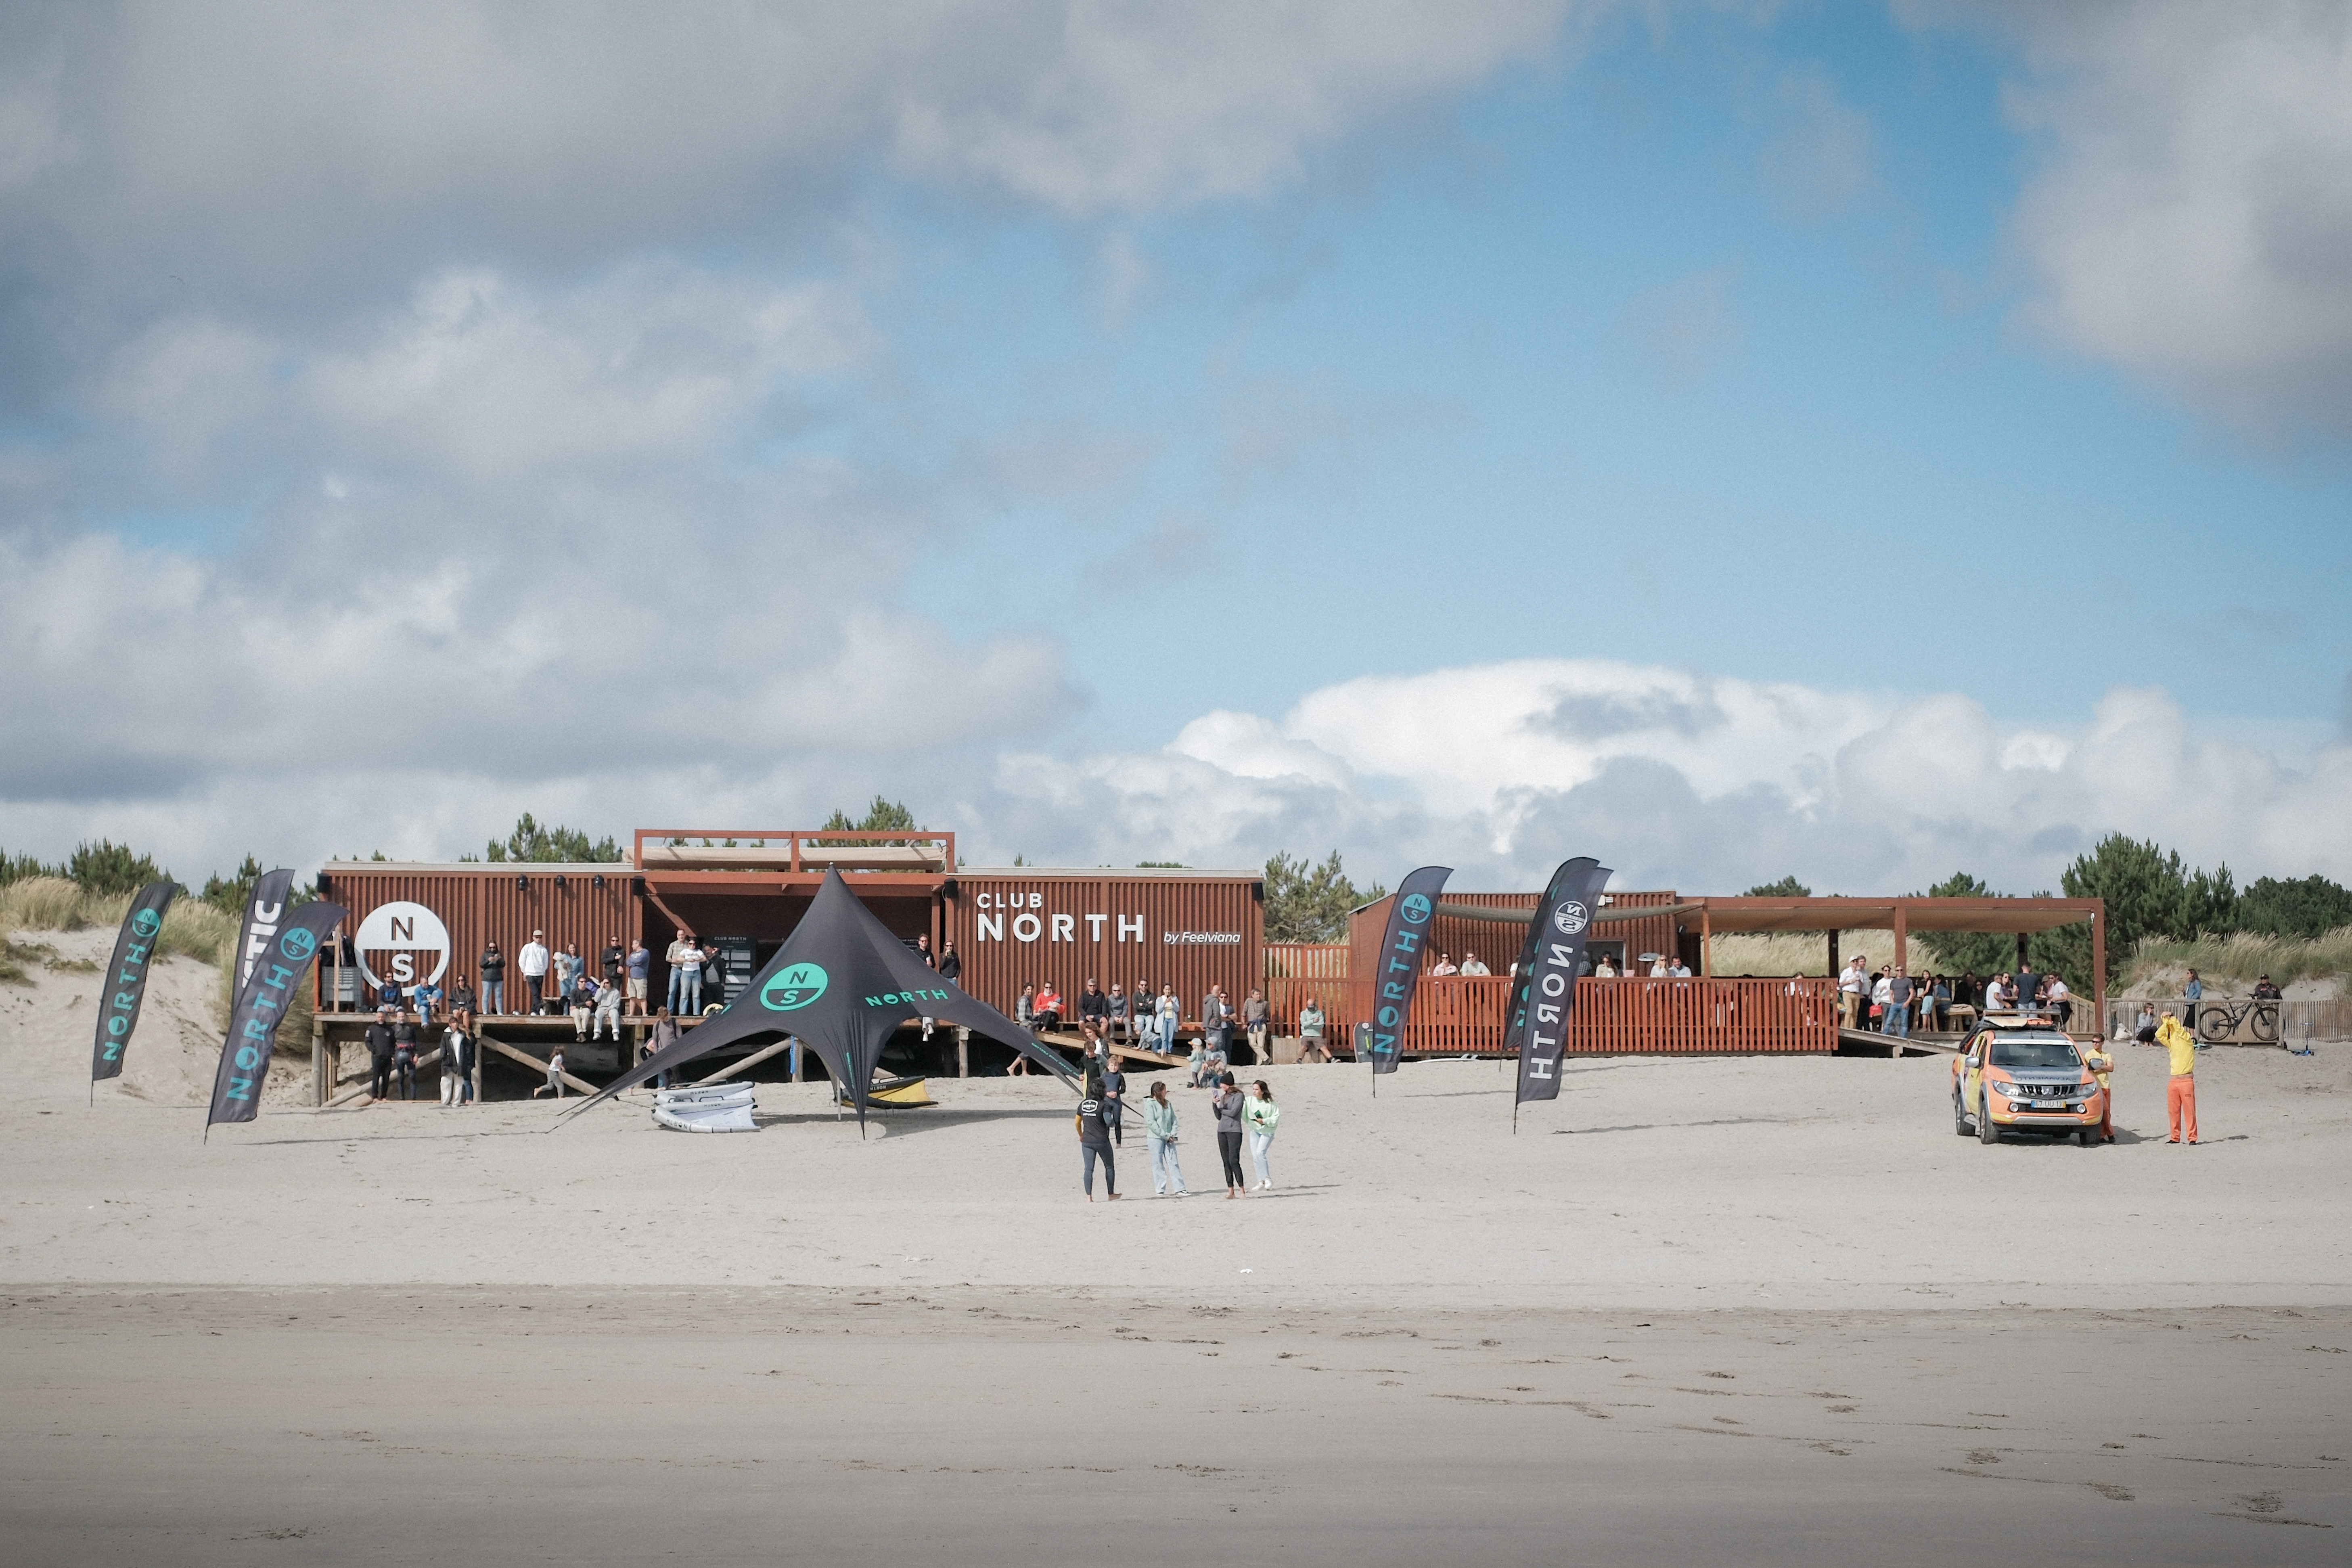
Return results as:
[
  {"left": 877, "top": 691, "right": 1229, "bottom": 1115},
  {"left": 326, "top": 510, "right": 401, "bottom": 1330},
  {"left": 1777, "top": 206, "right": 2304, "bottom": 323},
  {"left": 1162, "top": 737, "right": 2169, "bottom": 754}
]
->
[{"left": 1685, "top": 896, "right": 2106, "bottom": 1024}]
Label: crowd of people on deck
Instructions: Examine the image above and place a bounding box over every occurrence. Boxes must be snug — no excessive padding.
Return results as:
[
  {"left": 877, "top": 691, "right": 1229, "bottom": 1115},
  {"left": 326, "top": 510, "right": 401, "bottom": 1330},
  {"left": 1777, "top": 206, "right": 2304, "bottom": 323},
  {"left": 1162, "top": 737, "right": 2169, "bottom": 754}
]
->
[{"left": 1831, "top": 955, "right": 2078, "bottom": 1038}]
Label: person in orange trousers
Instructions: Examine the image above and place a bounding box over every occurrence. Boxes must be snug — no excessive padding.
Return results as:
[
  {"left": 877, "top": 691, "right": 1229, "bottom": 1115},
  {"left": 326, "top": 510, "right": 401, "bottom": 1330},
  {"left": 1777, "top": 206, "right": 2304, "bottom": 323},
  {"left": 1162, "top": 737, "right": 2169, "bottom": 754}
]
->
[{"left": 2149, "top": 1014, "right": 2199, "bottom": 1143}]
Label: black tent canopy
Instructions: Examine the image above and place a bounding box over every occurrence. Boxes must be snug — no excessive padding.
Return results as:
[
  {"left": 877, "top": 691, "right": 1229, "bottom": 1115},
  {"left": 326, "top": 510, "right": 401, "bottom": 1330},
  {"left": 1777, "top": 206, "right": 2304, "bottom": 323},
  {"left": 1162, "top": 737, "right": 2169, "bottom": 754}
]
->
[{"left": 562, "top": 869, "right": 1079, "bottom": 1126}]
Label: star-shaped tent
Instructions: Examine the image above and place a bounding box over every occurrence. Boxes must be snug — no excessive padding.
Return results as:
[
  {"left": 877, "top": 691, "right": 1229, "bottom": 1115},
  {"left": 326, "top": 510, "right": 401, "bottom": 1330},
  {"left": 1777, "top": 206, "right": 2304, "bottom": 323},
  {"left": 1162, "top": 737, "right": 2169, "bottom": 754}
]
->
[{"left": 561, "top": 869, "right": 1078, "bottom": 1126}]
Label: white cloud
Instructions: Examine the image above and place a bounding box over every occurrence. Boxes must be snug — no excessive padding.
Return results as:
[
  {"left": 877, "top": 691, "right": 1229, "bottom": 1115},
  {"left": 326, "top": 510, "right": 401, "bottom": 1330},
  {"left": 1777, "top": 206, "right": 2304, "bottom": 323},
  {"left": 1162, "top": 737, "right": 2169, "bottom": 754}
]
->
[
  {"left": 1920, "top": 0, "right": 2352, "bottom": 435},
  {"left": 990, "top": 660, "right": 2352, "bottom": 894}
]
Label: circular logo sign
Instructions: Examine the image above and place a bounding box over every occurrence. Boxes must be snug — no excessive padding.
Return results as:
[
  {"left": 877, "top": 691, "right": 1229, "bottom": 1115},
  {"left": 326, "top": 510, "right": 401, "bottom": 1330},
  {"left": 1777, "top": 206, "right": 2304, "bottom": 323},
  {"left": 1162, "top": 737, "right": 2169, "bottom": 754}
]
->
[
  {"left": 131, "top": 906, "right": 163, "bottom": 938},
  {"left": 1553, "top": 901, "right": 1589, "bottom": 936},
  {"left": 353, "top": 900, "right": 451, "bottom": 990},
  {"left": 761, "top": 963, "right": 829, "bottom": 1011},
  {"left": 1401, "top": 893, "right": 1432, "bottom": 925},
  {"left": 279, "top": 926, "right": 318, "bottom": 962}
]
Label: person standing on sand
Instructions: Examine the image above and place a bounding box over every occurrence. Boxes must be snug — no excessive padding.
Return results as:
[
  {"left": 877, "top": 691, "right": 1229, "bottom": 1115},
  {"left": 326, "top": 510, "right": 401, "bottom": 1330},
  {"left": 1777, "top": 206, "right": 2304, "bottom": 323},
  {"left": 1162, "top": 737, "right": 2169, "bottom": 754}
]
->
[
  {"left": 642, "top": 1008, "right": 678, "bottom": 1090},
  {"left": 1243, "top": 1079, "right": 1280, "bottom": 1191},
  {"left": 1145, "top": 1081, "right": 1186, "bottom": 1197},
  {"left": 441, "top": 1020, "right": 472, "bottom": 1107},
  {"left": 1212, "top": 1073, "right": 1249, "bottom": 1198},
  {"left": 1078, "top": 1070, "right": 1120, "bottom": 1202},
  {"left": 391, "top": 1013, "right": 420, "bottom": 1099},
  {"left": 1243, "top": 988, "right": 1270, "bottom": 1061},
  {"left": 365, "top": 1009, "right": 395, "bottom": 1103},
  {"left": 2148, "top": 1013, "right": 2200, "bottom": 1144}
]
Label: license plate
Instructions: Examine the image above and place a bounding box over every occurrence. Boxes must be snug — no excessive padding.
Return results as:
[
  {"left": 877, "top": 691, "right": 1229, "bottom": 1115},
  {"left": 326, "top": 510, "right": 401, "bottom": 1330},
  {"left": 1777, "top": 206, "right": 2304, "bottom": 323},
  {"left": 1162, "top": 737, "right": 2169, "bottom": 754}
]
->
[{"left": 2030, "top": 1099, "right": 2068, "bottom": 1110}]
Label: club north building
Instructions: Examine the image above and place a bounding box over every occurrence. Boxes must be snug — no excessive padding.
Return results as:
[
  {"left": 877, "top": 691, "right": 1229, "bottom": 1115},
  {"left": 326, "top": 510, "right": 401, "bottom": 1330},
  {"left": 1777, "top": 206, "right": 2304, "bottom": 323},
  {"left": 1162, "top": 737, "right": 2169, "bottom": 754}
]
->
[{"left": 306, "top": 826, "right": 2107, "bottom": 1099}]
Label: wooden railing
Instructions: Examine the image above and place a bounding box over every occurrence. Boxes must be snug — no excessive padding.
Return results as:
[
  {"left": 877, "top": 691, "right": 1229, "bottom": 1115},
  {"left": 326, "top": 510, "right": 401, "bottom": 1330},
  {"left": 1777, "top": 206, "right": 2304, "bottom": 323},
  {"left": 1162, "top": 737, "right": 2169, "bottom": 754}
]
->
[
  {"left": 1262, "top": 975, "right": 1838, "bottom": 1056},
  {"left": 1264, "top": 942, "right": 1350, "bottom": 979}
]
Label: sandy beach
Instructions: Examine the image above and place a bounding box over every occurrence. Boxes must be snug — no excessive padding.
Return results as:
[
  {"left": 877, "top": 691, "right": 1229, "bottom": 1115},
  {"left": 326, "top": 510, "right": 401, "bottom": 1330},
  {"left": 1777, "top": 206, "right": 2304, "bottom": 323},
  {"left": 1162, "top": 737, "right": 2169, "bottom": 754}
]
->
[{"left": 4, "top": 929, "right": 2350, "bottom": 1561}]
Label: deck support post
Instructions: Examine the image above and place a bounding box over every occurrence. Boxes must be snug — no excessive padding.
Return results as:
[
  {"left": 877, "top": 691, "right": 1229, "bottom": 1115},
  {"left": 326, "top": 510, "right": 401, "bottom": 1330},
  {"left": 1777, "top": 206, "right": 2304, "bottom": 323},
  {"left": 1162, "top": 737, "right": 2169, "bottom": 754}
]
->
[
  {"left": 2090, "top": 907, "right": 2106, "bottom": 1039},
  {"left": 956, "top": 1027, "right": 969, "bottom": 1079}
]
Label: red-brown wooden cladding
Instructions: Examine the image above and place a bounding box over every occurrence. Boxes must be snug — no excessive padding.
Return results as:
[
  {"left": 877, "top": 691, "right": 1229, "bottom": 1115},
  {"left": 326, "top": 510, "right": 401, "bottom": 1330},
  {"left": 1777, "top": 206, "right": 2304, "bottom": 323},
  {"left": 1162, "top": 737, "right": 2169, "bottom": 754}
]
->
[
  {"left": 314, "top": 865, "right": 638, "bottom": 1012},
  {"left": 1345, "top": 889, "right": 1687, "bottom": 996},
  {"left": 942, "top": 874, "right": 1261, "bottom": 1022},
  {"left": 1262, "top": 974, "right": 1836, "bottom": 1055}
]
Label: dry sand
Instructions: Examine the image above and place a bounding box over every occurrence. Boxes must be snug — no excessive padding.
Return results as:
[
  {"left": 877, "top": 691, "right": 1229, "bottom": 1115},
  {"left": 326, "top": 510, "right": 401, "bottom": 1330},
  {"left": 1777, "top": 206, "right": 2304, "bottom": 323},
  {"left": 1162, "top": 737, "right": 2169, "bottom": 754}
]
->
[{"left": 4, "top": 925, "right": 2350, "bottom": 1562}]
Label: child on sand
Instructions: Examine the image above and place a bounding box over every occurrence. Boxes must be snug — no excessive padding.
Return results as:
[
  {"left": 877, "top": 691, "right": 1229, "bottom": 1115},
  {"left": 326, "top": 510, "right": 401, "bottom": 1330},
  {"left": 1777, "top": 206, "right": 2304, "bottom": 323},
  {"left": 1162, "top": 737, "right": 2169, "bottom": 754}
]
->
[{"left": 533, "top": 1043, "right": 565, "bottom": 1099}]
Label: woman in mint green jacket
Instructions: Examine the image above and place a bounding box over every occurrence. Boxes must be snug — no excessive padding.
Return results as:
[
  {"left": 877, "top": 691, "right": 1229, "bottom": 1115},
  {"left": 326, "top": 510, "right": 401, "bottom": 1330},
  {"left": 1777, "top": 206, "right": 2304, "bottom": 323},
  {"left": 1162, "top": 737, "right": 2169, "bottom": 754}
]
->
[
  {"left": 1243, "top": 1079, "right": 1281, "bottom": 1191},
  {"left": 1144, "top": 1080, "right": 1186, "bottom": 1197}
]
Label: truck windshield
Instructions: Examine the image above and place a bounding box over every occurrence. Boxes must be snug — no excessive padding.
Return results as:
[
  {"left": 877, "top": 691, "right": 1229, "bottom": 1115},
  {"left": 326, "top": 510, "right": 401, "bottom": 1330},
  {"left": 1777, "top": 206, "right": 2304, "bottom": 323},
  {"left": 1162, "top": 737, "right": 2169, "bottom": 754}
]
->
[{"left": 1988, "top": 1037, "right": 2080, "bottom": 1072}]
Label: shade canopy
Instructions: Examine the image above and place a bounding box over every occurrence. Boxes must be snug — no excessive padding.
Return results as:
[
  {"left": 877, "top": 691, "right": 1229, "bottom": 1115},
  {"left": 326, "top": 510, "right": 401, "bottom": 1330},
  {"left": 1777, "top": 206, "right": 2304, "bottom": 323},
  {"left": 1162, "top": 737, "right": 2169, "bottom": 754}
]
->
[
  {"left": 1689, "top": 897, "right": 2101, "bottom": 934},
  {"left": 562, "top": 869, "right": 1079, "bottom": 1126}
]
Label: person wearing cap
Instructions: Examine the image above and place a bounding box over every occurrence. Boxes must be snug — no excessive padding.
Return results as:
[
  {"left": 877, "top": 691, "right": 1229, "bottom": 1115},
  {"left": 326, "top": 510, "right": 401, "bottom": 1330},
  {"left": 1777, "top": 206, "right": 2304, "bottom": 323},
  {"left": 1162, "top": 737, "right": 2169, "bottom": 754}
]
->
[{"left": 517, "top": 930, "right": 550, "bottom": 1015}]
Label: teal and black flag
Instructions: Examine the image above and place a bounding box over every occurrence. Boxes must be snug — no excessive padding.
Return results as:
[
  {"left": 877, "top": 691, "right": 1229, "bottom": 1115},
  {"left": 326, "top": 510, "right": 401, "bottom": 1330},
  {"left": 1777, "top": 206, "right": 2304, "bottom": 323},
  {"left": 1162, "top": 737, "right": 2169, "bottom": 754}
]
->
[
  {"left": 1365, "top": 867, "right": 1452, "bottom": 1076},
  {"left": 91, "top": 881, "right": 179, "bottom": 1084},
  {"left": 207, "top": 901, "right": 343, "bottom": 1130},
  {"left": 1508, "top": 857, "right": 1612, "bottom": 1108},
  {"left": 563, "top": 868, "right": 1077, "bottom": 1127}
]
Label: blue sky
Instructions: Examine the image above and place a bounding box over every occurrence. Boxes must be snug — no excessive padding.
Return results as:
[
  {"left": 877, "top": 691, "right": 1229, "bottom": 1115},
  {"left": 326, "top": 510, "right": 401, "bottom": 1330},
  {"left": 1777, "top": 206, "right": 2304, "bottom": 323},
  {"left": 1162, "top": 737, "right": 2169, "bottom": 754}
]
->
[{"left": 2, "top": 2, "right": 2349, "bottom": 892}]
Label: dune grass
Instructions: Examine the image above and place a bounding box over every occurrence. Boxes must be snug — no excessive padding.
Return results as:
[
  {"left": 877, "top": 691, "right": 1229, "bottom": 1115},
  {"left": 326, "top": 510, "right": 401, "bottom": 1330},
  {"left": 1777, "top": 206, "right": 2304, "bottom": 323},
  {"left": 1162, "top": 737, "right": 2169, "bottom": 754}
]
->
[
  {"left": 1707, "top": 930, "right": 1949, "bottom": 978},
  {"left": 2122, "top": 926, "right": 2352, "bottom": 991},
  {"left": 0, "top": 877, "right": 316, "bottom": 1044}
]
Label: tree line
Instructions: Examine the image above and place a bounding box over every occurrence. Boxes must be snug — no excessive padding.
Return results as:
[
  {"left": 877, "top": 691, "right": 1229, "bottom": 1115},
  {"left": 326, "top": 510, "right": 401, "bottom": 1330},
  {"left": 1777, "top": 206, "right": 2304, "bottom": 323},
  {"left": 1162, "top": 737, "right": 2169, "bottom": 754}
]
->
[{"left": 1746, "top": 833, "right": 2352, "bottom": 982}]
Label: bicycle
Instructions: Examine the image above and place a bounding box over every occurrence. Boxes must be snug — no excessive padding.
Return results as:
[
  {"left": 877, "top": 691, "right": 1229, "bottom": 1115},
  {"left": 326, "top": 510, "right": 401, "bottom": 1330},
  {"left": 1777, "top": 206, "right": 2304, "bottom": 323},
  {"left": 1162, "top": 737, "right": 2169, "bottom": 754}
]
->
[{"left": 2195, "top": 994, "right": 2280, "bottom": 1045}]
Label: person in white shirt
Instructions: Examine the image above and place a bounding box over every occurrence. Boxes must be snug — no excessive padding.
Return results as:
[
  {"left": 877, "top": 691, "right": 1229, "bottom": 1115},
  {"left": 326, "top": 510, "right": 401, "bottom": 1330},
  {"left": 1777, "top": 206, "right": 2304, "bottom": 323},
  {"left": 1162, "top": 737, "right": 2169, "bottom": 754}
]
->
[
  {"left": 1458, "top": 953, "right": 1490, "bottom": 976},
  {"left": 2046, "top": 974, "right": 2073, "bottom": 1031},
  {"left": 1594, "top": 955, "right": 1618, "bottom": 978},
  {"left": 1986, "top": 973, "right": 2013, "bottom": 1012},
  {"left": 518, "top": 929, "right": 551, "bottom": 1015},
  {"left": 1648, "top": 956, "right": 1669, "bottom": 978},
  {"left": 1871, "top": 971, "right": 1893, "bottom": 1032},
  {"left": 1428, "top": 953, "right": 1458, "bottom": 977},
  {"left": 1838, "top": 956, "right": 1869, "bottom": 1031}
]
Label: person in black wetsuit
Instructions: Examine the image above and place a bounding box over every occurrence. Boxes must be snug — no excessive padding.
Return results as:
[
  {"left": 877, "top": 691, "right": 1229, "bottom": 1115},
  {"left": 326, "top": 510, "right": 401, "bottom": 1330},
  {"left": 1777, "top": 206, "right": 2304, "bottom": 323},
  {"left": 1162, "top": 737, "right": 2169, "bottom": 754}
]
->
[
  {"left": 365, "top": 1010, "right": 395, "bottom": 1103},
  {"left": 1078, "top": 1068, "right": 1119, "bottom": 1202},
  {"left": 391, "top": 1014, "right": 420, "bottom": 1099}
]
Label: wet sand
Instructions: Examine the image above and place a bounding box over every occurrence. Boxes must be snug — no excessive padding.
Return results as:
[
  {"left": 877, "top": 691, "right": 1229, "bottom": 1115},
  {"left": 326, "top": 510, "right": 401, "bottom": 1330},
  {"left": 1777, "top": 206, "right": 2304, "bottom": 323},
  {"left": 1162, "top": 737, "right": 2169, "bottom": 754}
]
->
[{"left": 2, "top": 1288, "right": 2345, "bottom": 1566}]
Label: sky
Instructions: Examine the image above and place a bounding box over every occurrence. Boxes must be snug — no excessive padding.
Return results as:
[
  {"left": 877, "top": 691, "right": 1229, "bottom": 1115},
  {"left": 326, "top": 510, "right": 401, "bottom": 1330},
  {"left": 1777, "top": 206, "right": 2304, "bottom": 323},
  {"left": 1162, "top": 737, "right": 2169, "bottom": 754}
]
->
[{"left": 2, "top": 0, "right": 2350, "bottom": 896}]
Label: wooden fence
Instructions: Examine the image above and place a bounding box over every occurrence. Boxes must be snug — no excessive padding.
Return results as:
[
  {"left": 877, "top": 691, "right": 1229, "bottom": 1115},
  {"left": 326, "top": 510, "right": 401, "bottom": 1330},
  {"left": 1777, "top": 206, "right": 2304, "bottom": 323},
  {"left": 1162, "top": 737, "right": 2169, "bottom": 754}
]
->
[
  {"left": 1264, "top": 942, "right": 1351, "bottom": 980},
  {"left": 1262, "top": 974, "right": 1838, "bottom": 1056},
  {"left": 2105, "top": 997, "right": 2351, "bottom": 1043}
]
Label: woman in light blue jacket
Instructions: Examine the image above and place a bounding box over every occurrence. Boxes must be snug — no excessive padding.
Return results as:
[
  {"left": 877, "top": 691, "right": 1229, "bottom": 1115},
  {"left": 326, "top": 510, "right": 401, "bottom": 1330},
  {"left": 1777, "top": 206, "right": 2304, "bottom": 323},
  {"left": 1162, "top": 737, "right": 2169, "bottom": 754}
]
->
[{"left": 1144, "top": 1080, "right": 1186, "bottom": 1197}]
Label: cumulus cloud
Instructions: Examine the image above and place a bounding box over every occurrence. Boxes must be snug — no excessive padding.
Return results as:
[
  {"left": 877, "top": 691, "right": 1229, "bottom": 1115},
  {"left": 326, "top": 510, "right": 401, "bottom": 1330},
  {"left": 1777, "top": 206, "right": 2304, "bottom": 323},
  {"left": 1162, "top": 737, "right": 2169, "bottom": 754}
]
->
[
  {"left": 991, "top": 660, "right": 2352, "bottom": 894},
  {"left": 1919, "top": 0, "right": 2352, "bottom": 436}
]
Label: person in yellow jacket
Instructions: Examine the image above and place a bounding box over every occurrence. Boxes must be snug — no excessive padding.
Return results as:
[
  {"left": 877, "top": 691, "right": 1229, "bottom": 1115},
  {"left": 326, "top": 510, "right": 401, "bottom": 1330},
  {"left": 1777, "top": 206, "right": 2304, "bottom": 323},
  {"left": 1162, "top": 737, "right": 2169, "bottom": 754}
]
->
[
  {"left": 2080, "top": 1036, "right": 2116, "bottom": 1142},
  {"left": 2145, "top": 1014, "right": 2199, "bottom": 1144}
]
